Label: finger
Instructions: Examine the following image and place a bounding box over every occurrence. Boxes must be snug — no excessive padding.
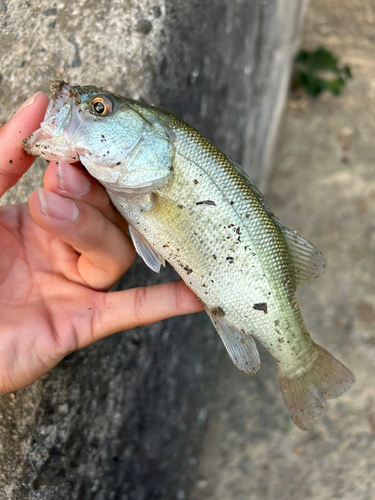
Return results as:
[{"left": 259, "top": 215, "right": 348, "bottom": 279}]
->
[
  {"left": 29, "top": 188, "right": 136, "bottom": 290},
  {"left": 85, "top": 281, "right": 204, "bottom": 348},
  {"left": 43, "top": 160, "right": 128, "bottom": 231},
  {"left": 0, "top": 92, "right": 49, "bottom": 197}
]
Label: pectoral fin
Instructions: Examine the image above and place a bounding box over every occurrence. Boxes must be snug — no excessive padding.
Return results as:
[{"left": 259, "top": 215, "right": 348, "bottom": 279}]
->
[{"left": 129, "top": 224, "right": 166, "bottom": 273}]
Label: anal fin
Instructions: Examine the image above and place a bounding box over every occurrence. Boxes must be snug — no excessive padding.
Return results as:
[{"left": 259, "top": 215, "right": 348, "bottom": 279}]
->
[
  {"left": 129, "top": 224, "right": 165, "bottom": 273},
  {"left": 207, "top": 310, "right": 260, "bottom": 374}
]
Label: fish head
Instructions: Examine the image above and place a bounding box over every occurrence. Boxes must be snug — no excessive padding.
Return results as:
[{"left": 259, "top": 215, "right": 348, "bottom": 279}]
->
[{"left": 25, "top": 82, "right": 173, "bottom": 191}]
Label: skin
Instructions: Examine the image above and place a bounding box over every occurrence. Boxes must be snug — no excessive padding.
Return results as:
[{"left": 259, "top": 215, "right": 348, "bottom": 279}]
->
[{"left": 0, "top": 92, "right": 203, "bottom": 395}]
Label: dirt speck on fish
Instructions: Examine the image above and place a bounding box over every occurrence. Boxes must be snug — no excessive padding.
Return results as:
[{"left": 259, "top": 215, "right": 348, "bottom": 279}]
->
[{"left": 24, "top": 82, "right": 354, "bottom": 430}]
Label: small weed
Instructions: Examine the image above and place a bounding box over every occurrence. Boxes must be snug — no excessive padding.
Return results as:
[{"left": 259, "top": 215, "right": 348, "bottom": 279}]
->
[{"left": 292, "top": 47, "right": 352, "bottom": 97}]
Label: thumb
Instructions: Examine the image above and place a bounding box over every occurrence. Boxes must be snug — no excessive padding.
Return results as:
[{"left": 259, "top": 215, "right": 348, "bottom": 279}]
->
[{"left": 0, "top": 92, "right": 49, "bottom": 198}]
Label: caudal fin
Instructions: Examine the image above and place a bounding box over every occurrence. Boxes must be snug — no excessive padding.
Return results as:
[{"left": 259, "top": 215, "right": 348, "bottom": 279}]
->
[{"left": 277, "top": 343, "right": 354, "bottom": 430}]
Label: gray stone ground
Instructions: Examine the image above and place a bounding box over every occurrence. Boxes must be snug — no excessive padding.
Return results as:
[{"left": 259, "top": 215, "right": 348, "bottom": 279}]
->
[{"left": 191, "top": 2, "right": 375, "bottom": 500}]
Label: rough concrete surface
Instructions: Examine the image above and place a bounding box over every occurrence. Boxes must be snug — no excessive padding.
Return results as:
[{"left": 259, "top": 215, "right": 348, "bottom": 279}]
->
[
  {"left": 0, "top": 0, "right": 307, "bottom": 499},
  {"left": 191, "top": 2, "right": 375, "bottom": 500}
]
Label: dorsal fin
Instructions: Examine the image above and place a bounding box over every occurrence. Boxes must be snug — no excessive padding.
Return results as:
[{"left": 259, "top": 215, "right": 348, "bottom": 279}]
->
[
  {"left": 227, "top": 157, "right": 326, "bottom": 289},
  {"left": 278, "top": 223, "right": 327, "bottom": 288},
  {"left": 228, "top": 158, "right": 276, "bottom": 218}
]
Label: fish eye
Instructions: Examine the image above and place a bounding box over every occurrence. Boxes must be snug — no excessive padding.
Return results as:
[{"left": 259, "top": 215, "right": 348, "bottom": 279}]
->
[{"left": 89, "top": 95, "right": 114, "bottom": 116}]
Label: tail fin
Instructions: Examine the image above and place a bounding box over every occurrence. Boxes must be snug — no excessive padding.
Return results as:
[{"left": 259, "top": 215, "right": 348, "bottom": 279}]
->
[{"left": 277, "top": 343, "right": 354, "bottom": 430}]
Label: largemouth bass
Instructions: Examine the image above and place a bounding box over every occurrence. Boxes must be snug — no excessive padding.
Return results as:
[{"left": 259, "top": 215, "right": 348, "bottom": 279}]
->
[{"left": 24, "top": 82, "right": 354, "bottom": 430}]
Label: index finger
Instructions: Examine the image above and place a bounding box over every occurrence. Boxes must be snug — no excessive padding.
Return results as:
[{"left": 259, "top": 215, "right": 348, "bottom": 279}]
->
[{"left": 0, "top": 92, "right": 49, "bottom": 198}]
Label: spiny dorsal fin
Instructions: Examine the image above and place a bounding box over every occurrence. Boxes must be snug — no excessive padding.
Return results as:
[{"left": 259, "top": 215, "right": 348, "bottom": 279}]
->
[
  {"left": 207, "top": 308, "right": 260, "bottom": 374},
  {"left": 228, "top": 158, "right": 276, "bottom": 218},
  {"left": 228, "top": 157, "right": 326, "bottom": 289},
  {"left": 278, "top": 223, "right": 327, "bottom": 289}
]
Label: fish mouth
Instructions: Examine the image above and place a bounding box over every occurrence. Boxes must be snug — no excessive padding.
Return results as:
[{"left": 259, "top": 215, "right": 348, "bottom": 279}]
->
[{"left": 24, "top": 81, "right": 83, "bottom": 162}]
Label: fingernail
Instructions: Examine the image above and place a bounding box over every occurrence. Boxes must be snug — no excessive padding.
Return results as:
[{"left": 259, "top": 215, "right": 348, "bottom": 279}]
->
[
  {"left": 58, "top": 161, "right": 90, "bottom": 195},
  {"left": 14, "top": 91, "right": 44, "bottom": 117},
  {"left": 38, "top": 188, "right": 79, "bottom": 221}
]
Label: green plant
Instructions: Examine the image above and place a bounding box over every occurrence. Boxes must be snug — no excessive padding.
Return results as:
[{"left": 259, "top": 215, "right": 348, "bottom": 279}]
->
[{"left": 292, "top": 47, "right": 352, "bottom": 97}]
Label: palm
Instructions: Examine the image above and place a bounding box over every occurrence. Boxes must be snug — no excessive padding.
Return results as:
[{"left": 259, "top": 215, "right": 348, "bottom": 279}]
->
[
  {"left": 0, "top": 92, "right": 202, "bottom": 394},
  {"left": 0, "top": 202, "right": 97, "bottom": 391}
]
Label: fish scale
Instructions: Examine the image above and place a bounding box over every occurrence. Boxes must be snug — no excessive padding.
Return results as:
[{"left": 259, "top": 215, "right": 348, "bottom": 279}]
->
[
  {"left": 112, "top": 160, "right": 310, "bottom": 372},
  {"left": 24, "top": 82, "right": 354, "bottom": 430}
]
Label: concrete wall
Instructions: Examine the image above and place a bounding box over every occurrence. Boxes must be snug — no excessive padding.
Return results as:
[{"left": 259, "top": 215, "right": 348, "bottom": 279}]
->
[{"left": 0, "top": 0, "right": 307, "bottom": 498}]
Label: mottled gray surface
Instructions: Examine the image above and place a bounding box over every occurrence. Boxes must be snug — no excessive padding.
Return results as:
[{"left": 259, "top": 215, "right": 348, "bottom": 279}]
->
[
  {"left": 0, "top": 0, "right": 306, "bottom": 498},
  {"left": 191, "top": 2, "right": 375, "bottom": 499}
]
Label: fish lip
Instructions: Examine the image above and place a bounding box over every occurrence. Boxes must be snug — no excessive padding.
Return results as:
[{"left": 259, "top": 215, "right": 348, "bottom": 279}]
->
[
  {"left": 41, "top": 81, "right": 73, "bottom": 133},
  {"left": 24, "top": 81, "right": 84, "bottom": 161}
]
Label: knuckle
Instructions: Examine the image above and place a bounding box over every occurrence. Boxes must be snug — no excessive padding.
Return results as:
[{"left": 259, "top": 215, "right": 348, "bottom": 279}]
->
[
  {"left": 133, "top": 287, "right": 148, "bottom": 325},
  {"left": 173, "top": 281, "right": 183, "bottom": 312}
]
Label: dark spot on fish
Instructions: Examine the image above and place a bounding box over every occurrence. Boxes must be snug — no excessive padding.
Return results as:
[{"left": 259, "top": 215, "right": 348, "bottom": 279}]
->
[
  {"left": 169, "top": 165, "right": 174, "bottom": 171},
  {"left": 226, "top": 256, "right": 234, "bottom": 262},
  {"left": 184, "top": 267, "right": 193, "bottom": 275},
  {"left": 211, "top": 307, "right": 225, "bottom": 318},
  {"left": 278, "top": 338, "right": 284, "bottom": 343},
  {"left": 163, "top": 244, "right": 169, "bottom": 248},
  {"left": 246, "top": 213, "right": 250, "bottom": 218},
  {"left": 253, "top": 303, "right": 268, "bottom": 314},
  {"left": 196, "top": 200, "right": 216, "bottom": 206},
  {"left": 194, "top": 179, "right": 198, "bottom": 184},
  {"left": 9, "top": 160, "right": 12, "bottom": 164},
  {"left": 178, "top": 204, "right": 183, "bottom": 209},
  {"left": 116, "top": 162, "right": 121, "bottom": 165},
  {"left": 230, "top": 201, "right": 234, "bottom": 205},
  {"left": 213, "top": 254, "right": 217, "bottom": 259}
]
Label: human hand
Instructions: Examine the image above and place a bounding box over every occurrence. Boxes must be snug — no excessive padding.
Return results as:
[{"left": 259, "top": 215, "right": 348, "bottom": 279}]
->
[{"left": 0, "top": 92, "right": 203, "bottom": 394}]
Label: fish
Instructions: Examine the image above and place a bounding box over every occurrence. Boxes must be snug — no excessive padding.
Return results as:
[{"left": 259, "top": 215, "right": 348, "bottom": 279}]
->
[{"left": 24, "top": 82, "right": 354, "bottom": 430}]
